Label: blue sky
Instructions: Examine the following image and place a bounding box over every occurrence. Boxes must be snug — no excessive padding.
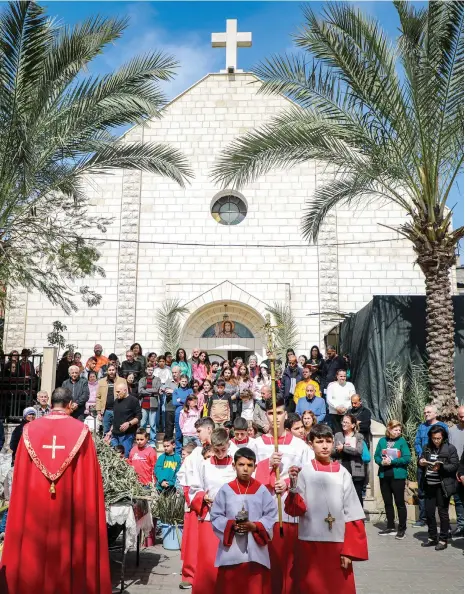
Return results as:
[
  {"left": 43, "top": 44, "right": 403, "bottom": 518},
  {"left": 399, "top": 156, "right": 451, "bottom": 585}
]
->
[{"left": 44, "top": 1, "right": 463, "bottom": 251}]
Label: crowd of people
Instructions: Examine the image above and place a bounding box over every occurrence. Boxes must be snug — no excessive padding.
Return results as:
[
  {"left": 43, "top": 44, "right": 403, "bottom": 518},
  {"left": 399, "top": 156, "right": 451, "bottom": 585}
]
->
[{"left": 1, "top": 342, "right": 463, "bottom": 594}]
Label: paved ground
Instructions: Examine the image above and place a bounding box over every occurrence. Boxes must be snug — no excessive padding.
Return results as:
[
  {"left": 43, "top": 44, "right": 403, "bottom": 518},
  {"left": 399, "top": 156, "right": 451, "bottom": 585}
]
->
[{"left": 111, "top": 522, "right": 464, "bottom": 594}]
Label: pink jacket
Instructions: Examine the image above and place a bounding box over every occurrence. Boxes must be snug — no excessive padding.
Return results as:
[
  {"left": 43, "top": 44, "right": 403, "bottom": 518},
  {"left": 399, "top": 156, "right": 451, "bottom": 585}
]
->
[
  {"left": 179, "top": 408, "right": 201, "bottom": 437},
  {"left": 192, "top": 363, "right": 209, "bottom": 384}
]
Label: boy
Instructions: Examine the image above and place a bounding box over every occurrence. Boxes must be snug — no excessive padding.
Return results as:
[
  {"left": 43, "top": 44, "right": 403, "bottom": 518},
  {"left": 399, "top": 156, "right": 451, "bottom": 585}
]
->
[
  {"left": 128, "top": 427, "right": 157, "bottom": 485},
  {"left": 155, "top": 438, "right": 181, "bottom": 493},
  {"left": 284, "top": 413, "right": 305, "bottom": 441},
  {"left": 232, "top": 417, "right": 257, "bottom": 453},
  {"left": 254, "top": 397, "right": 313, "bottom": 594},
  {"left": 190, "top": 428, "right": 238, "bottom": 594},
  {"left": 211, "top": 447, "right": 277, "bottom": 594},
  {"left": 211, "top": 361, "right": 220, "bottom": 382},
  {"left": 208, "top": 380, "right": 232, "bottom": 426},
  {"left": 239, "top": 390, "right": 255, "bottom": 422},
  {"left": 286, "top": 424, "right": 368, "bottom": 594}
]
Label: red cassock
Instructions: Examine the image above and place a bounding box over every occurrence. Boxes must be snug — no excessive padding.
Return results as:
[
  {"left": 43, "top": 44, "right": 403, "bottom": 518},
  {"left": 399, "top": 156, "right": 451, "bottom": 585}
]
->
[{"left": 0, "top": 411, "right": 111, "bottom": 594}]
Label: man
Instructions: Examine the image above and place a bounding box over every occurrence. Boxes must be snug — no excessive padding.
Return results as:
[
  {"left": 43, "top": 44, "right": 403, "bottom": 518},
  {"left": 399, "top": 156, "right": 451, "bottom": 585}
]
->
[
  {"left": 0, "top": 387, "right": 111, "bottom": 593},
  {"left": 138, "top": 365, "right": 161, "bottom": 447},
  {"left": 110, "top": 383, "right": 142, "bottom": 457},
  {"left": 280, "top": 355, "right": 303, "bottom": 413},
  {"left": 295, "top": 384, "right": 326, "bottom": 422},
  {"left": 85, "top": 343, "right": 108, "bottom": 373},
  {"left": 326, "top": 369, "right": 355, "bottom": 434},
  {"left": 81, "top": 356, "right": 103, "bottom": 380},
  {"left": 163, "top": 365, "right": 181, "bottom": 440},
  {"left": 261, "top": 349, "right": 282, "bottom": 372},
  {"left": 121, "top": 349, "right": 143, "bottom": 382},
  {"left": 253, "top": 384, "right": 273, "bottom": 434},
  {"left": 96, "top": 364, "right": 127, "bottom": 435},
  {"left": 62, "top": 365, "right": 90, "bottom": 421},
  {"left": 320, "top": 345, "right": 346, "bottom": 395},
  {"left": 413, "top": 405, "right": 449, "bottom": 527},
  {"left": 165, "top": 351, "right": 174, "bottom": 367},
  {"left": 188, "top": 349, "right": 200, "bottom": 367},
  {"left": 448, "top": 405, "right": 464, "bottom": 536},
  {"left": 254, "top": 397, "right": 313, "bottom": 594},
  {"left": 18, "top": 348, "right": 36, "bottom": 378},
  {"left": 154, "top": 355, "right": 173, "bottom": 433},
  {"left": 34, "top": 390, "right": 51, "bottom": 418},
  {"left": 348, "top": 394, "right": 372, "bottom": 446},
  {"left": 293, "top": 366, "right": 321, "bottom": 406}
]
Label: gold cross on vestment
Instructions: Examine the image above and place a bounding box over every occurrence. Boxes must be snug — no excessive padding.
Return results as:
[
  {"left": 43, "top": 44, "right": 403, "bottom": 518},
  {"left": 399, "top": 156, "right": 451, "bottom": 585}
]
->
[
  {"left": 325, "top": 512, "right": 336, "bottom": 531},
  {"left": 42, "top": 435, "right": 65, "bottom": 459}
]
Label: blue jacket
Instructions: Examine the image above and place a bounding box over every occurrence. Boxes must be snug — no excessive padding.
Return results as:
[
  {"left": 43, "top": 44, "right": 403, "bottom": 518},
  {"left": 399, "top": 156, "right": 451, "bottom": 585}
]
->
[
  {"left": 155, "top": 453, "right": 181, "bottom": 491},
  {"left": 414, "top": 421, "right": 448, "bottom": 456},
  {"left": 296, "top": 396, "right": 327, "bottom": 422},
  {"left": 173, "top": 386, "right": 193, "bottom": 410}
]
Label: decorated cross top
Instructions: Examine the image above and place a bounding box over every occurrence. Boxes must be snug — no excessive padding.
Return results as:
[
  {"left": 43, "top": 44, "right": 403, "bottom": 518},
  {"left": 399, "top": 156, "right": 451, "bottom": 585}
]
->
[{"left": 263, "top": 313, "right": 280, "bottom": 361}]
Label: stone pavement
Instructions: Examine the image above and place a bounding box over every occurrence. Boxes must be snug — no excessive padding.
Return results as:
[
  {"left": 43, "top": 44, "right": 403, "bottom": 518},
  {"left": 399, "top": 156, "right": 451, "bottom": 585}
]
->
[{"left": 111, "top": 522, "right": 464, "bottom": 594}]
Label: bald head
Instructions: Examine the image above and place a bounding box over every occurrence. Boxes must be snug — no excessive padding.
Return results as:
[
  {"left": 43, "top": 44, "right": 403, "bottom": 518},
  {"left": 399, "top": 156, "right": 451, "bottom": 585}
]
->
[{"left": 458, "top": 405, "right": 464, "bottom": 428}]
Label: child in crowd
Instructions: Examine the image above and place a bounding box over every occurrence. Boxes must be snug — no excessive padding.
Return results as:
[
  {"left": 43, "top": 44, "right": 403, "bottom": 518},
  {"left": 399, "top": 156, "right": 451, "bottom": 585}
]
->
[
  {"left": 202, "top": 443, "right": 214, "bottom": 459},
  {"left": 211, "top": 447, "right": 277, "bottom": 594},
  {"left": 232, "top": 417, "right": 257, "bottom": 453},
  {"left": 114, "top": 445, "right": 126, "bottom": 459},
  {"left": 286, "top": 424, "right": 368, "bottom": 594},
  {"left": 248, "top": 422, "right": 260, "bottom": 440},
  {"left": 180, "top": 395, "right": 201, "bottom": 446},
  {"left": 208, "top": 379, "right": 232, "bottom": 426},
  {"left": 128, "top": 427, "right": 157, "bottom": 486},
  {"left": 155, "top": 438, "right": 181, "bottom": 493},
  {"left": 174, "top": 375, "right": 194, "bottom": 453},
  {"left": 239, "top": 389, "right": 255, "bottom": 422},
  {"left": 178, "top": 441, "right": 199, "bottom": 589},
  {"left": 182, "top": 442, "right": 197, "bottom": 462},
  {"left": 210, "top": 361, "right": 221, "bottom": 383},
  {"left": 200, "top": 378, "right": 214, "bottom": 416},
  {"left": 284, "top": 413, "right": 306, "bottom": 441}
]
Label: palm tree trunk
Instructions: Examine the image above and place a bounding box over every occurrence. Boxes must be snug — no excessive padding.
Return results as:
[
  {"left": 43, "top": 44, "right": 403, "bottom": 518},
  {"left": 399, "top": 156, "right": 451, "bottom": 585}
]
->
[{"left": 420, "top": 252, "right": 457, "bottom": 421}]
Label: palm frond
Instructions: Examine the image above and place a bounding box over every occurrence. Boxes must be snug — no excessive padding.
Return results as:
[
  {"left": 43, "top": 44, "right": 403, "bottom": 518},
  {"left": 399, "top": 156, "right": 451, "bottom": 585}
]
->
[
  {"left": 155, "top": 300, "right": 190, "bottom": 355},
  {"left": 265, "top": 302, "right": 299, "bottom": 361}
]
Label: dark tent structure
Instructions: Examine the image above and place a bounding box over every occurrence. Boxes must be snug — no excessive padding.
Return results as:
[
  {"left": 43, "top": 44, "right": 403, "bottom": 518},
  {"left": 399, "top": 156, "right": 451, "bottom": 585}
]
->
[{"left": 337, "top": 295, "right": 464, "bottom": 423}]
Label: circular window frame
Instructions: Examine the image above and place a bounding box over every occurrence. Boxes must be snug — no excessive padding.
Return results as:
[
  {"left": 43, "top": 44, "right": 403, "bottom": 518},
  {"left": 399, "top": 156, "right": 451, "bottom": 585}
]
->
[{"left": 210, "top": 190, "right": 248, "bottom": 226}]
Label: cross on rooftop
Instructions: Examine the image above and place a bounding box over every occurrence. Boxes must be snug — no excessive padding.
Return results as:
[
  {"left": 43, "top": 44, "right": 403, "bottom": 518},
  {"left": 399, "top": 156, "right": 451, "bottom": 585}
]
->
[{"left": 211, "top": 19, "right": 252, "bottom": 73}]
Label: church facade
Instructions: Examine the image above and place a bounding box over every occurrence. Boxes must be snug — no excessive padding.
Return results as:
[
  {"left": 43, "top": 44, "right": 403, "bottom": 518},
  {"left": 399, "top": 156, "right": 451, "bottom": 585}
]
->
[{"left": 4, "top": 23, "right": 432, "bottom": 362}]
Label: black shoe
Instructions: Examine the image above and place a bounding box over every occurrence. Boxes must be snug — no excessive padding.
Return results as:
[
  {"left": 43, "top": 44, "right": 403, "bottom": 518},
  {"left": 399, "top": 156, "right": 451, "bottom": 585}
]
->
[
  {"left": 453, "top": 527, "right": 464, "bottom": 537},
  {"left": 421, "top": 539, "right": 438, "bottom": 547},
  {"left": 395, "top": 530, "right": 406, "bottom": 540},
  {"left": 435, "top": 542, "right": 448, "bottom": 551},
  {"left": 378, "top": 528, "right": 396, "bottom": 536}
]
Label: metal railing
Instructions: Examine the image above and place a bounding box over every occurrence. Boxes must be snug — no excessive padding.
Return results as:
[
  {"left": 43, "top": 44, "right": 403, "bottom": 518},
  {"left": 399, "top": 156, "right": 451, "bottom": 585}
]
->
[{"left": 0, "top": 353, "right": 43, "bottom": 421}]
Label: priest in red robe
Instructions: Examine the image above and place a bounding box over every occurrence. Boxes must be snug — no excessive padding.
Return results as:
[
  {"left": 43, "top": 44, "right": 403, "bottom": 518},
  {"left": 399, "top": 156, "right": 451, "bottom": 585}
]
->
[
  {"left": 285, "top": 423, "right": 368, "bottom": 594},
  {"left": 0, "top": 387, "right": 111, "bottom": 594}
]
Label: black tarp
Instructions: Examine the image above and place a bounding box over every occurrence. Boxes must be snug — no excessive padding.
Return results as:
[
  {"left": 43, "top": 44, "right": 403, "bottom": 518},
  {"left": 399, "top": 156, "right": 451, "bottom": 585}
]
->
[{"left": 338, "top": 295, "right": 464, "bottom": 423}]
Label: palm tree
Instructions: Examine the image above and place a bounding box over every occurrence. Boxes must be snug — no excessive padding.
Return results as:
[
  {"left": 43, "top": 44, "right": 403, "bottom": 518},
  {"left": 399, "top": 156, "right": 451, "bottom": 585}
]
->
[
  {"left": 212, "top": 1, "right": 463, "bottom": 420},
  {"left": 0, "top": 1, "right": 192, "bottom": 313},
  {"left": 155, "top": 299, "right": 189, "bottom": 355}
]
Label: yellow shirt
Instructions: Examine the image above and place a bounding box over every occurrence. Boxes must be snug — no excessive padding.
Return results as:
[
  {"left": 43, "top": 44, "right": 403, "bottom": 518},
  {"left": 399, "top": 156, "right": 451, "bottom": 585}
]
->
[{"left": 293, "top": 379, "right": 321, "bottom": 404}]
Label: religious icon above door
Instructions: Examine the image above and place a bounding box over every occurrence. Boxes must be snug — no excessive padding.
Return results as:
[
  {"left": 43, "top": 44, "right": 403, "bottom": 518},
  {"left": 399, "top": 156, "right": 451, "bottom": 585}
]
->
[{"left": 201, "top": 320, "right": 254, "bottom": 339}]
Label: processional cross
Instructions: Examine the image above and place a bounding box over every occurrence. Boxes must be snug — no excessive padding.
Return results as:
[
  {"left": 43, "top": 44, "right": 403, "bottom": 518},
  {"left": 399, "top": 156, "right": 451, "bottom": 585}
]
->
[
  {"left": 211, "top": 19, "right": 252, "bottom": 73},
  {"left": 42, "top": 435, "right": 65, "bottom": 459}
]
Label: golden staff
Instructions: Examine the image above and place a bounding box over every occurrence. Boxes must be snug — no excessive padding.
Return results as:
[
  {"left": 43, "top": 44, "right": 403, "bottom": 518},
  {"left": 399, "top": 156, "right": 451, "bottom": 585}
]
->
[{"left": 264, "top": 314, "right": 284, "bottom": 537}]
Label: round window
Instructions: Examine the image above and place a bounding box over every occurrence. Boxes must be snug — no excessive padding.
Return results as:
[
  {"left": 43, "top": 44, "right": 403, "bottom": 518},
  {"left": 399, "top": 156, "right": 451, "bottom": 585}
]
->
[{"left": 211, "top": 194, "right": 247, "bottom": 226}]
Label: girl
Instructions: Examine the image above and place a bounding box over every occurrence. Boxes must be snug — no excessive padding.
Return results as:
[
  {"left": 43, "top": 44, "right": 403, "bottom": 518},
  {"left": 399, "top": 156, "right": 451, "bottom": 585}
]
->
[
  {"left": 179, "top": 395, "right": 201, "bottom": 447},
  {"left": 172, "top": 348, "right": 192, "bottom": 380},
  {"left": 199, "top": 378, "right": 214, "bottom": 416},
  {"left": 247, "top": 422, "right": 260, "bottom": 439},
  {"left": 130, "top": 343, "right": 146, "bottom": 370},
  {"left": 86, "top": 370, "right": 99, "bottom": 415},
  {"left": 252, "top": 364, "right": 271, "bottom": 400},
  {"left": 232, "top": 356, "right": 243, "bottom": 377},
  {"left": 173, "top": 374, "right": 194, "bottom": 453},
  {"left": 333, "top": 414, "right": 366, "bottom": 506},
  {"left": 147, "top": 352, "right": 158, "bottom": 368},
  {"left": 374, "top": 420, "right": 411, "bottom": 539},
  {"left": 286, "top": 348, "right": 295, "bottom": 364},
  {"left": 237, "top": 363, "right": 251, "bottom": 394},
  {"left": 298, "top": 355, "right": 308, "bottom": 368},
  {"left": 192, "top": 351, "right": 210, "bottom": 384},
  {"left": 126, "top": 373, "right": 138, "bottom": 398},
  {"left": 73, "top": 352, "right": 84, "bottom": 374},
  {"left": 418, "top": 425, "right": 459, "bottom": 550},
  {"left": 302, "top": 410, "right": 317, "bottom": 440}
]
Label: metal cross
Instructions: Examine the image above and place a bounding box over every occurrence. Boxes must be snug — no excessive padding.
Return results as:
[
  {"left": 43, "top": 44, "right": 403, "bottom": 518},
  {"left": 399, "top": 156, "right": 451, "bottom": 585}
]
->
[
  {"left": 325, "top": 512, "right": 336, "bottom": 531},
  {"left": 42, "top": 435, "right": 65, "bottom": 459},
  {"left": 211, "top": 19, "right": 252, "bottom": 73}
]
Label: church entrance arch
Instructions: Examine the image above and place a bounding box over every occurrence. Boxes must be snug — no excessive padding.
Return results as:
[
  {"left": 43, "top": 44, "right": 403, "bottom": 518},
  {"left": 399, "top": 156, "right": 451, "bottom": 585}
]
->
[{"left": 181, "top": 301, "right": 266, "bottom": 362}]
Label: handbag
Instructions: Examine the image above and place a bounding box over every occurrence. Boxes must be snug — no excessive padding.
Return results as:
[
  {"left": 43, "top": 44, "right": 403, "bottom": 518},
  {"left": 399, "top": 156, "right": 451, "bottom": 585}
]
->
[{"left": 361, "top": 440, "right": 371, "bottom": 463}]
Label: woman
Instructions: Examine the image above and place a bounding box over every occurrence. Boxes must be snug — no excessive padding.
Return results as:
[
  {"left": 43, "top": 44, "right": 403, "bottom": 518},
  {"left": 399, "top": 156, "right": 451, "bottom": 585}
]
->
[
  {"left": 55, "top": 350, "right": 74, "bottom": 387},
  {"left": 126, "top": 373, "right": 138, "bottom": 399},
  {"left": 374, "top": 420, "right": 411, "bottom": 539},
  {"left": 192, "top": 351, "right": 210, "bottom": 384},
  {"left": 308, "top": 345, "right": 324, "bottom": 382},
  {"left": 302, "top": 410, "right": 317, "bottom": 440},
  {"left": 418, "top": 425, "right": 459, "bottom": 550},
  {"left": 220, "top": 368, "right": 240, "bottom": 420},
  {"left": 247, "top": 355, "right": 259, "bottom": 380},
  {"left": 252, "top": 364, "right": 271, "bottom": 400},
  {"left": 10, "top": 407, "right": 36, "bottom": 464},
  {"left": 237, "top": 363, "right": 251, "bottom": 394},
  {"left": 73, "top": 352, "right": 84, "bottom": 374},
  {"left": 147, "top": 352, "right": 158, "bottom": 368},
  {"left": 333, "top": 414, "right": 366, "bottom": 506},
  {"left": 130, "top": 343, "right": 146, "bottom": 370},
  {"left": 172, "top": 348, "right": 192, "bottom": 380},
  {"left": 86, "top": 371, "right": 99, "bottom": 415}
]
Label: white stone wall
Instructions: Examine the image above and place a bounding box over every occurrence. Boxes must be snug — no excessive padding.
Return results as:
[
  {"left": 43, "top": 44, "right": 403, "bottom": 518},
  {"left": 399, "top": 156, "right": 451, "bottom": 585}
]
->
[{"left": 4, "top": 72, "right": 426, "bottom": 359}]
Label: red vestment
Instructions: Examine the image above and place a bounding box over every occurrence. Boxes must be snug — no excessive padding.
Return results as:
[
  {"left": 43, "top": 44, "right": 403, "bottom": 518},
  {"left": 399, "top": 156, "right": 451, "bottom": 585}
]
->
[{"left": 0, "top": 411, "right": 111, "bottom": 594}]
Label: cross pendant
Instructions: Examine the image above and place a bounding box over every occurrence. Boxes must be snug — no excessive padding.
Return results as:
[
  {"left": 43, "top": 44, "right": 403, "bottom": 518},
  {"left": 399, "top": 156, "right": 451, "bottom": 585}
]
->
[{"left": 325, "top": 512, "right": 335, "bottom": 531}]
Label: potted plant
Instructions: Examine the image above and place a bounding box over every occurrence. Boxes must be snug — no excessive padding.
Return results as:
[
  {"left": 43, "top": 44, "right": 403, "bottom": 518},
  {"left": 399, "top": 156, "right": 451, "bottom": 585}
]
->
[{"left": 154, "top": 491, "right": 185, "bottom": 550}]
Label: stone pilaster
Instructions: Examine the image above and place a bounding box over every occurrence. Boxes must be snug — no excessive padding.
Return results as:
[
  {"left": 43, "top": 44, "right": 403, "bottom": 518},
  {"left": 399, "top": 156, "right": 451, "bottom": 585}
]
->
[
  {"left": 115, "top": 168, "right": 142, "bottom": 354},
  {"left": 3, "top": 287, "right": 28, "bottom": 351}
]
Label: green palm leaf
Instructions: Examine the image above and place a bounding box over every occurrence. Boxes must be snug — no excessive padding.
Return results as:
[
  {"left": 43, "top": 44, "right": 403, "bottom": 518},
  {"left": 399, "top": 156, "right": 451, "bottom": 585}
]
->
[
  {"left": 155, "top": 300, "right": 190, "bottom": 355},
  {"left": 265, "top": 302, "right": 299, "bottom": 362}
]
